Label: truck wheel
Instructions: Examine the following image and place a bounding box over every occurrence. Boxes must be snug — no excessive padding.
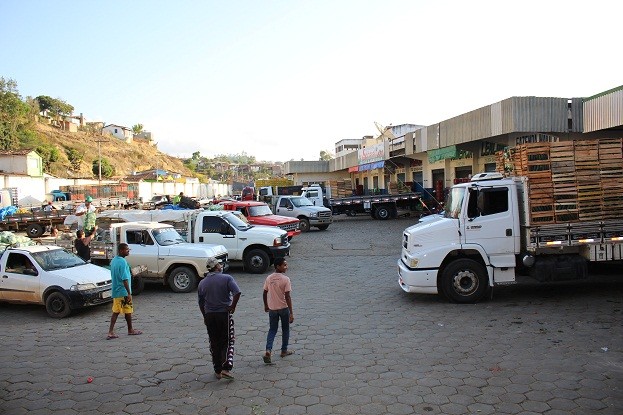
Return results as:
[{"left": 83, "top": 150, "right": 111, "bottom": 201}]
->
[
  {"left": 132, "top": 276, "right": 145, "bottom": 295},
  {"left": 374, "top": 206, "right": 391, "bottom": 220},
  {"left": 244, "top": 249, "right": 269, "bottom": 274},
  {"left": 298, "top": 218, "right": 310, "bottom": 232},
  {"left": 346, "top": 210, "right": 356, "bottom": 217},
  {"left": 26, "top": 224, "right": 45, "bottom": 238},
  {"left": 45, "top": 292, "right": 72, "bottom": 318},
  {"left": 440, "top": 259, "right": 488, "bottom": 303},
  {"left": 317, "top": 225, "right": 329, "bottom": 231},
  {"left": 168, "top": 266, "right": 197, "bottom": 293}
]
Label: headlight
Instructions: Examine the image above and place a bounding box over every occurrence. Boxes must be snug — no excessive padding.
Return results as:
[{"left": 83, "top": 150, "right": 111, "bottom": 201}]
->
[
  {"left": 70, "top": 283, "right": 97, "bottom": 291},
  {"left": 273, "top": 237, "right": 283, "bottom": 246},
  {"left": 309, "top": 212, "right": 318, "bottom": 218}
]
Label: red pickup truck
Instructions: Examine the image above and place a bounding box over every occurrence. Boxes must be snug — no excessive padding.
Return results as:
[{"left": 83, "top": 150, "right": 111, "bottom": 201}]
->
[{"left": 221, "top": 201, "right": 301, "bottom": 240}]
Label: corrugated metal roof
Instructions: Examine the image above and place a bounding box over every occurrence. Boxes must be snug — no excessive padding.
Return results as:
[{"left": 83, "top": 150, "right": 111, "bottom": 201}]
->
[{"left": 583, "top": 88, "right": 623, "bottom": 132}]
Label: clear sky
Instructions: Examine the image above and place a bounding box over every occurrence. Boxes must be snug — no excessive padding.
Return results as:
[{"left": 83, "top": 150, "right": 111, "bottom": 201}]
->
[{"left": 2, "top": 0, "right": 621, "bottom": 163}]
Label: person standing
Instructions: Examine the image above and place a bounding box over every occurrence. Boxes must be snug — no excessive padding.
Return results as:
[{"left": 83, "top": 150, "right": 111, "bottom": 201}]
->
[
  {"left": 75, "top": 196, "right": 97, "bottom": 236},
  {"left": 173, "top": 192, "right": 183, "bottom": 205},
  {"left": 197, "top": 257, "right": 241, "bottom": 380},
  {"left": 74, "top": 226, "right": 97, "bottom": 262},
  {"left": 262, "top": 258, "right": 294, "bottom": 365},
  {"left": 107, "top": 243, "right": 142, "bottom": 339}
]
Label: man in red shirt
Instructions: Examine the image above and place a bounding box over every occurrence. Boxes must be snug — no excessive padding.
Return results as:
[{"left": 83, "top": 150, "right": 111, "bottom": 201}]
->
[{"left": 262, "top": 258, "right": 294, "bottom": 364}]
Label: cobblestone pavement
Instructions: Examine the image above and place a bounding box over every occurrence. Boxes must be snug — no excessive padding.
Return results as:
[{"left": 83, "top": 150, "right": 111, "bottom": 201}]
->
[{"left": 1, "top": 215, "right": 622, "bottom": 414}]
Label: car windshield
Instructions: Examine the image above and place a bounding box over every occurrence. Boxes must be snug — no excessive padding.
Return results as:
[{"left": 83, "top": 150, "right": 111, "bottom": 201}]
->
[
  {"left": 152, "top": 227, "right": 186, "bottom": 246},
  {"left": 224, "top": 212, "right": 252, "bottom": 230},
  {"left": 444, "top": 187, "right": 465, "bottom": 219},
  {"left": 290, "top": 197, "right": 314, "bottom": 207},
  {"left": 248, "top": 205, "right": 273, "bottom": 216},
  {"left": 31, "top": 249, "right": 86, "bottom": 271}
]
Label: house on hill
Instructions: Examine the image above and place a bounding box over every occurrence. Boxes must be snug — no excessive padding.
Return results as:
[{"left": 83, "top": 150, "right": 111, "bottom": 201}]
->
[
  {"left": 0, "top": 149, "right": 43, "bottom": 176},
  {"left": 102, "top": 124, "right": 133, "bottom": 143}
]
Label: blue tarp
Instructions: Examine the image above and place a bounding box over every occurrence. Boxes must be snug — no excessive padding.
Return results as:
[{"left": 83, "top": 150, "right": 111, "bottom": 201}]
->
[{"left": 0, "top": 206, "right": 17, "bottom": 221}]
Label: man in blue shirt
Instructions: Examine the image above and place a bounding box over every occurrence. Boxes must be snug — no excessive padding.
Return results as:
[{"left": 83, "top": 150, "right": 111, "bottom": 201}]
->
[
  {"left": 198, "top": 257, "right": 241, "bottom": 380},
  {"left": 107, "top": 243, "right": 142, "bottom": 339}
]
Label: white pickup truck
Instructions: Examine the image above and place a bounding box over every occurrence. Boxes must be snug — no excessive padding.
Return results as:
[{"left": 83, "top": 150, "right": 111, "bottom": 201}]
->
[
  {"left": 51, "top": 222, "right": 229, "bottom": 293},
  {"left": 98, "top": 209, "right": 289, "bottom": 274},
  {"left": 0, "top": 245, "right": 113, "bottom": 318}
]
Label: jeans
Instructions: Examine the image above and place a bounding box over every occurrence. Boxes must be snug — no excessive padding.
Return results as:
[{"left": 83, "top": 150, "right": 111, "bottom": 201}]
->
[{"left": 265, "top": 308, "right": 290, "bottom": 352}]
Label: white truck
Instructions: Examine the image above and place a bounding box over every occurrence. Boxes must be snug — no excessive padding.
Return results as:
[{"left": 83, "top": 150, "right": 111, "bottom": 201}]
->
[
  {"left": 98, "top": 209, "right": 290, "bottom": 274},
  {"left": 50, "top": 221, "right": 229, "bottom": 293},
  {"left": 262, "top": 195, "right": 332, "bottom": 232},
  {"left": 398, "top": 172, "right": 623, "bottom": 303},
  {"left": 0, "top": 245, "right": 113, "bottom": 318}
]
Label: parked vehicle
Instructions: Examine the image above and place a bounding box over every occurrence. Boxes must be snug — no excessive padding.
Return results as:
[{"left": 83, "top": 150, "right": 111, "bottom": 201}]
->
[
  {"left": 0, "top": 245, "right": 112, "bottom": 318},
  {"left": 98, "top": 209, "right": 289, "bottom": 274},
  {"left": 260, "top": 195, "right": 332, "bottom": 232},
  {"left": 0, "top": 208, "right": 74, "bottom": 238},
  {"left": 301, "top": 184, "right": 422, "bottom": 220},
  {"left": 398, "top": 172, "right": 623, "bottom": 303},
  {"left": 48, "top": 221, "right": 229, "bottom": 293},
  {"left": 220, "top": 200, "right": 301, "bottom": 240}
]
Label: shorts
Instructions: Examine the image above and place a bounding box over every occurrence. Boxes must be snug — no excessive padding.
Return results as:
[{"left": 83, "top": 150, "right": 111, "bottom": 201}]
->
[{"left": 112, "top": 297, "right": 133, "bottom": 314}]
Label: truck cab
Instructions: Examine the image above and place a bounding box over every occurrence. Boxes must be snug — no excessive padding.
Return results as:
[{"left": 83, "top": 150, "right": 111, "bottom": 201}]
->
[
  {"left": 220, "top": 200, "right": 301, "bottom": 240},
  {"left": 398, "top": 173, "right": 520, "bottom": 303}
]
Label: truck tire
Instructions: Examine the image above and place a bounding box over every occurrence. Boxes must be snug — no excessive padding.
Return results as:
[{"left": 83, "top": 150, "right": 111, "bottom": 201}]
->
[
  {"left": 132, "top": 276, "right": 145, "bottom": 295},
  {"left": 45, "top": 292, "right": 72, "bottom": 318},
  {"left": 168, "top": 266, "right": 198, "bottom": 293},
  {"left": 317, "top": 225, "right": 329, "bottom": 231},
  {"left": 374, "top": 206, "right": 391, "bottom": 220},
  {"left": 298, "top": 218, "right": 310, "bottom": 232},
  {"left": 26, "top": 224, "right": 45, "bottom": 238},
  {"left": 244, "top": 249, "right": 269, "bottom": 274},
  {"left": 440, "top": 259, "right": 488, "bottom": 303}
]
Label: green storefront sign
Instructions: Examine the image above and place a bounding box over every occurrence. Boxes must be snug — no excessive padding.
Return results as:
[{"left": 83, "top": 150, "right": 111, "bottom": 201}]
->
[{"left": 428, "top": 145, "right": 458, "bottom": 163}]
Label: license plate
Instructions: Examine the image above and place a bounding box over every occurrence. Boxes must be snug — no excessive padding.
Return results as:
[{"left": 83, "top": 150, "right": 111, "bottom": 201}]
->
[{"left": 102, "top": 290, "right": 111, "bottom": 299}]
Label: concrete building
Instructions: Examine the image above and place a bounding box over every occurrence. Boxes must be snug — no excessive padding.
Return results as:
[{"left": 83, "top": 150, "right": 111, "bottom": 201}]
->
[
  {"left": 0, "top": 149, "right": 43, "bottom": 177},
  {"left": 283, "top": 85, "right": 623, "bottom": 201}
]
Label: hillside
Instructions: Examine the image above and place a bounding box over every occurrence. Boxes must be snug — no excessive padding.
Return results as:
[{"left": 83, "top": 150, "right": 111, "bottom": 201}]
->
[{"left": 33, "top": 123, "right": 193, "bottom": 179}]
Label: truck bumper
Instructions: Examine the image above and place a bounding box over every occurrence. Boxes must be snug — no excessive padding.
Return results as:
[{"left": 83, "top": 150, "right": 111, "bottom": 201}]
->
[
  {"left": 270, "top": 245, "right": 290, "bottom": 258},
  {"left": 397, "top": 259, "right": 438, "bottom": 294},
  {"left": 66, "top": 286, "right": 113, "bottom": 309},
  {"left": 310, "top": 218, "right": 332, "bottom": 226},
  {"left": 287, "top": 229, "right": 302, "bottom": 239}
]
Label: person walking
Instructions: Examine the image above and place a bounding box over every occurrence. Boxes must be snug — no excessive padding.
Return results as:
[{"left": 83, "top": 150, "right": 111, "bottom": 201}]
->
[
  {"left": 198, "top": 257, "right": 241, "bottom": 380},
  {"left": 107, "top": 243, "right": 142, "bottom": 339},
  {"left": 262, "top": 257, "right": 294, "bottom": 365}
]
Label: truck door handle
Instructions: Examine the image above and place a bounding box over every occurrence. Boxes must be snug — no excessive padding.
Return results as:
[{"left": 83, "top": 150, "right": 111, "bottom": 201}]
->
[
  {"left": 199, "top": 236, "right": 204, "bottom": 242},
  {"left": 506, "top": 229, "right": 512, "bottom": 236},
  {"left": 2, "top": 275, "right": 7, "bottom": 278}
]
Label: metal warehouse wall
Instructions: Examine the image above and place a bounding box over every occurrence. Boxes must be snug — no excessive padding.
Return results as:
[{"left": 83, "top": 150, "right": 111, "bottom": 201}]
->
[{"left": 583, "top": 87, "right": 623, "bottom": 132}]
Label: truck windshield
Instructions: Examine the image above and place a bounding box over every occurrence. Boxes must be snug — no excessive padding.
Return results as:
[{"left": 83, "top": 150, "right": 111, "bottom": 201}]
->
[
  {"left": 290, "top": 197, "right": 314, "bottom": 207},
  {"left": 248, "top": 205, "right": 273, "bottom": 216},
  {"left": 31, "top": 249, "right": 86, "bottom": 271},
  {"left": 152, "top": 227, "right": 186, "bottom": 246},
  {"left": 224, "top": 212, "right": 252, "bottom": 230},
  {"left": 444, "top": 187, "right": 465, "bottom": 219}
]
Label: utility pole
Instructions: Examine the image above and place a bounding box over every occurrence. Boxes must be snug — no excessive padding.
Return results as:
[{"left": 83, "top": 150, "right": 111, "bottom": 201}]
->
[{"left": 94, "top": 138, "right": 108, "bottom": 184}]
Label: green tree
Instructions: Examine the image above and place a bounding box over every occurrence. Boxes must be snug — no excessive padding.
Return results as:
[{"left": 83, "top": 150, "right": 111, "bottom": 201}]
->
[
  {"left": 35, "top": 95, "right": 74, "bottom": 117},
  {"left": 192, "top": 151, "right": 201, "bottom": 160},
  {"left": 132, "top": 123, "right": 144, "bottom": 135},
  {"left": 92, "top": 157, "right": 115, "bottom": 178},
  {"left": 37, "top": 144, "right": 60, "bottom": 172},
  {"left": 0, "top": 77, "right": 33, "bottom": 150},
  {"left": 66, "top": 147, "right": 84, "bottom": 172},
  {"left": 319, "top": 150, "right": 333, "bottom": 161}
]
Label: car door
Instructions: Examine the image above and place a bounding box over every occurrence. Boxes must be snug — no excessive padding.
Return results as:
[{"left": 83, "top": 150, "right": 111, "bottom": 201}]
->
[
  {"left": 275, "top": 198, "right": 293, "bottom": 215},
  {"left": 125, "top": 229, "right": 160, "bottom": 276},
  {"left": 0, "top": 253, "right": 41, "bottom": 303},
  {"left": 198, "top": 216, "right": 240, "bottom": 259},
  {"left": 462, "top": 185, "right": 517, "bottom": 267}
]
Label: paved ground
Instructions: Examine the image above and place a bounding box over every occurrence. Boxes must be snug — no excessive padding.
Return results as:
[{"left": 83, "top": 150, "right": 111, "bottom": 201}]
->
[{"left": 1, "top": 215, "right": 622, "bottom": 415}]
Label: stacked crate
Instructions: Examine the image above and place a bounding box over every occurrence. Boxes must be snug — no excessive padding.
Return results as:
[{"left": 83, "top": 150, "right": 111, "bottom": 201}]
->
[
  {"left": 599, "top": 138, "right": 623, "bottom": 219},
  {"left": 549, "top": 141, "right": 578, "bottom": 222},
  {"left": 327, "top": 179, "right": 353, "bottom": 198},
  {"left": 574, "top": 140, "right": 602, "bottom": 221},
  {"left": 514, "top": 143, "right": 555, "bottom": 224}
]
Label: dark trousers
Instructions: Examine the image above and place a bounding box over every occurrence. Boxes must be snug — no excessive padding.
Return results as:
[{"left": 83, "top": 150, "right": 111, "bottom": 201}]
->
[{"left": 204, "top": 312, "right": 235, "bottom": 373}]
